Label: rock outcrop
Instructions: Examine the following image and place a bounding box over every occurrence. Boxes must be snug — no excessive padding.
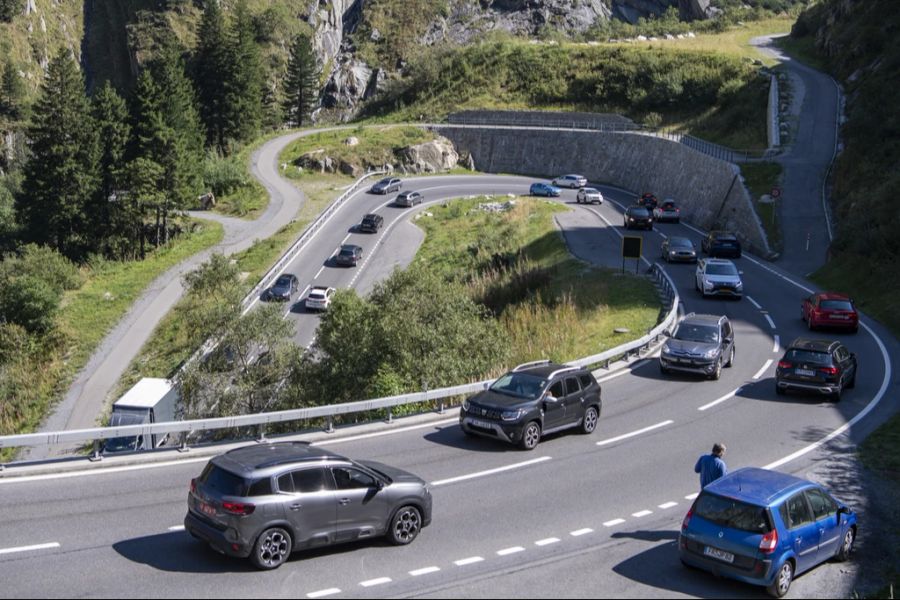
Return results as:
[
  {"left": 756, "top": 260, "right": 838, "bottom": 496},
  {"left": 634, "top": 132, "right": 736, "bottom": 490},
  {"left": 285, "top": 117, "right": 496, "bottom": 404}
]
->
[{"left": 293, "top": 135, "right": 460, "bottom": 175}]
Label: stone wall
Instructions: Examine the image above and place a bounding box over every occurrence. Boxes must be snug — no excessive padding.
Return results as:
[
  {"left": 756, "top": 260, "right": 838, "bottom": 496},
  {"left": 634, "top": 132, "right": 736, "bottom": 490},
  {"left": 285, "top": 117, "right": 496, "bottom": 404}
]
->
[{"left": 434, "top": 125, "right": 771, "bottom": 256}]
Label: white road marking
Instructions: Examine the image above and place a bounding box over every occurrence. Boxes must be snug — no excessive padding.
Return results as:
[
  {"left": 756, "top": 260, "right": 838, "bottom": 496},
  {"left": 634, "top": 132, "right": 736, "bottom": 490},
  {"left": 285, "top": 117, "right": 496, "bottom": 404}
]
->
[
  {"left": 571, "top": 528, "right": 593, "bottom": 537},
  {"left": 314, "top": 266, "right": 325, "bottom": 279},
  {"left": 168, "top": 525, "right": 185, "bottom": 532},
  {"left": 658, "top": 502, "right": 678, "bottom": 510},
  {"left": 773, "top": 335, "right": 781, "bottom": 353},
  {"left": 595, "top": 360, "right": 649, "bottom": 383},
  {"left": 409, "top": 566, "right": 441, "bottom": 576},
  {"left": 497, "top": 546, "right": 525, "bottom": 556},
  {"left": 0, "top": 542, "right": 60, "bottom": 555},
  {"left": 765, "top": 314, "right": 776, "bottom": 329},
  {"left": 307, "top": 589, "right": 341, "bottom": 599},
  {"left": 753, "top": 359, "right": 774, "bottom": 380},
  {"left": 603, "top": 519, "right": 626, "bottom": 527},
  {"left": 359, "top": 577, "right": 391, "bottom": 587},
  {"left": 698, "top": 388, "right": 742, "bottom": 412},
  {"left": 340, "top": 233, "right": 351, "bottom": 244},
  {"left": 596, "top": 420, "right": 673, "bottom": 446},
  {"left": 746, "top": 296, "right": 763, "bottom": 309},
  {"left": 431, "top": 456, "right": 552, "bottom": 486},
  {"left": 535, "top": 538, "right": 560, "bottom": 546},
  {"left": 584, "top": 206, "right": 652, "bottom": 267},
  {"left": 685, "top": 493, "right": 699, "bottom": 501},
  {"left": 632, "top": 510, "right": 653, "bottom": 518},
  {"left": 0, "top": 456, "right": 212, "bottom": 485},
  {"left": 314, "top": 417, "right": 458, "bottom": 447},
  {"left": 454, "top": 556, "right": 484, "bottom": 566}
]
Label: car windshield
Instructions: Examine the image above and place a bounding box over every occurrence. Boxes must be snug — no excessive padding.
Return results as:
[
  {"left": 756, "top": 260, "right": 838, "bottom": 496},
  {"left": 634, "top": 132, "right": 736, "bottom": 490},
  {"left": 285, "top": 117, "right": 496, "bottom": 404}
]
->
[
  {"left": 784, "top": 349, "right": 832, "bottom": 365},
  {"left": 339, "top": 248, "right": 355, "bottom": 256},
  {"left": 820, "top": 300, "right": 854, "bottom": 311},
  {"left": 670, "top": 237, "right": 692, "bottom": 248},
  {"left": 629, "top": 208, "right": 649, "bottom": 216},
  {"left": 694, "top": 492, "right": 772, "bottom": 533},
  {"left": 275, "top": 276, "right": 292, "bottom": 286},
  {"left": 377, "top": 178, "right": 392, "bottom": 185},
  {"left": 705, "top": 263, "right": 738, "bottom": 276},
  {"left": 489, "top": 373, "right": 547, "bottom": 399},
  {"left": 674, "top": 323, "right": 719, "bottom": 343}
]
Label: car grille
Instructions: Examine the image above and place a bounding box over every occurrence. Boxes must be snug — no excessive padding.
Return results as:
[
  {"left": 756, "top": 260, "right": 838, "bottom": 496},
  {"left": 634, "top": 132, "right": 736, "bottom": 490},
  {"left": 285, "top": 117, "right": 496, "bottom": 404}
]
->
[{"left": 468, "top": 405, "right": 503, "bottom": 420}]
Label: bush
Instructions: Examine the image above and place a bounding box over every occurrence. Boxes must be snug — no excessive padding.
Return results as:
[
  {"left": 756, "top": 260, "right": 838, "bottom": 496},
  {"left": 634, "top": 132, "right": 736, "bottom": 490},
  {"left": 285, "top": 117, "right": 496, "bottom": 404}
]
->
[
  {"left": 0, "top": 274, "right": 60, "bottom": 334},
  {"left": 203, "top": 152, "right": 250, "bottom": 197}
]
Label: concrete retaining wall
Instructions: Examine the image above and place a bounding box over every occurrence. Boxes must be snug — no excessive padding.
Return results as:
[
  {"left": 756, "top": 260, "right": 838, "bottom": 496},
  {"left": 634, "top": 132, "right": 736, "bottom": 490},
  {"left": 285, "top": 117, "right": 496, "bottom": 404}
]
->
[{"left": 435, "top": 125, "right": 771, "bottom": 256}]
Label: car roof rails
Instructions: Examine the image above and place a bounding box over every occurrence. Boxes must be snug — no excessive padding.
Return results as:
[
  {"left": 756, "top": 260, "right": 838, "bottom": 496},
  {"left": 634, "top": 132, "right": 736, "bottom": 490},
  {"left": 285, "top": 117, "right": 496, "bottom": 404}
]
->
[
  {"left": 546, "top": 365, "right": 580, "bottom": 380},
  {"left": 513, "top": 359, "right": 552, "bottom": 372}
]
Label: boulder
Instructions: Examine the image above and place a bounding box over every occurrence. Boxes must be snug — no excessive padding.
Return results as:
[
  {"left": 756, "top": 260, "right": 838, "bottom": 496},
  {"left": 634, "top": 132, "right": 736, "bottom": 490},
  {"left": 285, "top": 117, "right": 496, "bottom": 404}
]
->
[
  {"left": 397, "top": 136, "right": 459, "bottom": 173},
  {"left": 344, "top": 136, "right": 360, "bottom": 146},
  {"left": 295, "top": 149, "right": 337, "bottom": 173},
  {"left": 338, "top": 160, "right": 362, "bottom": 177}
]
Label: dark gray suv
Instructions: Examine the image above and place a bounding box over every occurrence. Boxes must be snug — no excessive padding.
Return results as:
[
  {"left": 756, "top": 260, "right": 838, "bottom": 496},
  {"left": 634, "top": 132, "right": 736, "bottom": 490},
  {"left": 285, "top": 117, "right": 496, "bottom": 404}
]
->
[
  {"left": 459, "top": 360, "right": 602, "bottom": 450},
  {"left": 659, "top": 313, "right": 735, "bottom": 380},
  {"left": 184, "top": 442, "right": 432, "bottom": 570}
]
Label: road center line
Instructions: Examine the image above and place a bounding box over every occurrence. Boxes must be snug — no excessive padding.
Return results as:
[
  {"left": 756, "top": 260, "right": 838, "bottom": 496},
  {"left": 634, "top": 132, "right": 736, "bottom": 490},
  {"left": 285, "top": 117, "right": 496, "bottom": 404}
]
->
[
  {"left": 773, "top": 335, "right": 781, "bottom": 353},
  {"left": 753, "top": 359, "right": 774, "bottom": 380},
  {"left": 431, "top": 456, "right": 552, "bottom": 486},
  {"left": 632, "top": 510, "right": 653, "bottom": 518},
  {"left": 658, "top": 502, "right": 678, "bottom": 510},
  {"left": 307, "top": 589, "right": 341, "bottom": 599},
  {"left": 685, "top": 492, "right": 699, "bottom": 501},
  {"left": 603, "top": 519, "right": 626, "bottom": 527},
  {"left": 314, "top": 266, "right": 325, "bottom": 280},
  {"left": 764, "top": 314, "right": 777, "bottom": 329},
  {"left": 0, "top": 542, "right": 60, "bottom": 555},
  {"left": 497, "top": 546, "right": 525, "bottom": 556},
  {"left": 535, "top": 537, "right": 560, "bottom": 546},
  {"left": 360, "top": 577, "right": 392, "bottom": 587},
  {"left": 596, "top": 420, "right": 673, "bottom": 446},
  {"left": 747, "top": 296, "right": 763, "bottom": 310},
  {"left": 409, "top": 566, "right": 441, "bottom": 576},
  {"left": 698, "top": 388, "right": 742, "bottom": 412},
  {"left": 168, "top": 525, "right": 185, "bottom": 532},
  {"left": 454, "top": 556, "right": 484, "bottom": 566},
  {"left": 571, "top": 528, "right": 593, "bottom": 536}
]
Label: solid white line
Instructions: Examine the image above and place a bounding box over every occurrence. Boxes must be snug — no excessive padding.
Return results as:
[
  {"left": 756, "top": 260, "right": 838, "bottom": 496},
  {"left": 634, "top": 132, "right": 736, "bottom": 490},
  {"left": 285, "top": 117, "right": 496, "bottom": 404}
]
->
[
  {"left": 497, "top": 546, "right": 525, "bottom": 556},
  {"left": 632, "top": 510, "right": 653, "bottom": 518},
  {"left": 307, "top": 589, "right": 341, "bottom": 599},
  {"left": 746, "top": 296, "right": 763, "bottom": 309},
  {"left": 698, "top": 388, "right": 742, "bottom": 412},
  {"left": 765, "top": 314, "right": 776, "bottom": 329},
  {"left": 658, "top": 502, "right": 678, "bottom": 510},
  {"left": 535, "top": 537, "right": 560, "bottom": 546},
  {"left": 431, "top": 456, "right": 552, "bottom": 487},
  {"left": 596, "top": 420, "right": 673, "bottom": 446},
  {"left": 685, "top": 493, "right": 699, "bottom": 501},
  {"left": 454, "top": 556, "right": 484, "bottom": 566},
  {"left": 314, "top": 417, "right": 458, "bottom": 447},
  {"left": 753, "top": 359, "right": 774, "bottom": 380},
  {"left": 0, "top": 542, "right": 60, "bottom": 555},
  {"left": 571, "top": 528, "right": 593, "bottom": 537},
  {"left": 584, "top": 206, "right": 652, "bottom": 267},
  {"left": 773, "top": 335, "right": 781, "bottom": 353},
  {"left": 168, "top": 525, "right": 185, "bottom": 532},
  {"left": 360, "top": 578, "right": 392, "bottom": 588},
  {"left": 409, "top": 566, "right": 441, "bottom": 576},
  {"left": 595, "top": 360, "right": 649, "bottom": 383},
  {"left": 603, "top": 519, "right": 626, "bottom": 527},
  {"left": 0, "top": 456, "right": 212, "bottom": 485}
]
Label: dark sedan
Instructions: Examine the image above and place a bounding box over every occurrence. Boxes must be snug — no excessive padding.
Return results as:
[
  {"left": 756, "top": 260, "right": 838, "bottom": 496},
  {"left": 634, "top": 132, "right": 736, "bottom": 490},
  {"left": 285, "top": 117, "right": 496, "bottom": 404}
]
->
[
  {"left": 624, "top": 206, "right": 654, "bottom": 230},
  {"left": 335, "top": 244, "right": 363, "bottom": 267},
  {"left": 702, "top": 231, "right": 742, "bottom": 258},
  {"left": 264, "top": 273, "right": 299, "bottom": 301},
  {"left": 661, "top": 236, "right": 697, "bottom": 263}
]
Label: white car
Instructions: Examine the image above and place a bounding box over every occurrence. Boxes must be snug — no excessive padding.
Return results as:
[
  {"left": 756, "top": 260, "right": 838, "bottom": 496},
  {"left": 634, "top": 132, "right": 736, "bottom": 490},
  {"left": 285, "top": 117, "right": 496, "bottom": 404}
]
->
[
  {"left": 576, "top": 187, "right": 604, "bottom": 204},
  {"left": 695, "top": 259, "right": 743, "bottom": 299},
  {"left": 305, "top": 286, "right": 336, "bottom": 311},
  {"left": 552, "top": 174, "right": 587, "bottom": 188}
]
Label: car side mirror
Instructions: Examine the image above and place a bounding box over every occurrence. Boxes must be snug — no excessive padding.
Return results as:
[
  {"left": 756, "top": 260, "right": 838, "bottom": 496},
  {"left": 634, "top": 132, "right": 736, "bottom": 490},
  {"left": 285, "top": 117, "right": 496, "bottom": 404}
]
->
[{"left": 544, "top": 394, "right": 559, "bottom": 404}]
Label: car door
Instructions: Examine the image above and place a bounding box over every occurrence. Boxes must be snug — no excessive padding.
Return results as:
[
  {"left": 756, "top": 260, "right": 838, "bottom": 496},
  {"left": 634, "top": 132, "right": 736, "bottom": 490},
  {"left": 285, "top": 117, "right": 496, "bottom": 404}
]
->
[
  {"left": 542, "top": 380, "right": 567, "bottom": 430},
  {"left": 721, "top": 319, "right": 734, "bottom": 360},
  {"left": 834, "top": 346, "right": 855, "bottom": 386},
  {"left": 805, "top": 487, "right": 842, "bottom": 564},
  {"left": 563, "top": 376, "right": 584, "bottom": 426},
  {"left": 277, "top": 467, "right": 337, "bottom": 547},
  {"left": 802, "top": 295, "right": 814, "bottom": 321},
  {"left": 782, "top": 492, "right": 820, "bottom": 573},
  {"left": 329, "top": 466, "right": 391, "bottom": 542}
]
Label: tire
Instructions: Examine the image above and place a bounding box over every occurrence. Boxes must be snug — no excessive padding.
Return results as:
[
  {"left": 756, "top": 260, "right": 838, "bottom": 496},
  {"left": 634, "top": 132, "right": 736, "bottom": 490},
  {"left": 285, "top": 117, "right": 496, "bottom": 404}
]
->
[
  {"left": 767, "top": 561, "right": 794, "bottom": 598},
  {"left": 832, "top": 382, "right": 843, "bottom": 402},
  {"left": 807, "top": 316, "right": 815, "bottom": 331},
  {"left": 251, "top": 527, "right": 292, "bottom": 570},
  {"left": 387, "top": 505, "right": 422, "bottom": 545},
  {"left": 709, "top": 358, "right": 722, "bottom": 381},
  {"left": 725, "top": 345, "right": 735, "bottom": 368},
  {"left": 660, "top": 362, "right": 671, "bottom": 375},
  {"left": 847, "top": 369, "right": 857, "bottom": 389},
  {"left": 835, "top": 528, "right": 854, "bottom": 561},
  {"left": 581, "top": 406, "right": 600, "bottom": 434},
  {"left": 850, "top": 325, "right": 859, "bottom": 334},
  {"left": 520, "top": 421, "right": 541, "bottom": 450},
  {"left": 775, "top": 382, "right": 786, "bottom": 395}
]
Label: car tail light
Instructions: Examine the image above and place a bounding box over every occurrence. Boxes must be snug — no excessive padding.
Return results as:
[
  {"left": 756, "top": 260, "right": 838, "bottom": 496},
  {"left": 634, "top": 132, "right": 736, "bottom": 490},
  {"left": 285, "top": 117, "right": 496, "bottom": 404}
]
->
[
  {"left": 819, "top": 366, "right": 839, "bottom": 375},
  {"left": 759, "top": 529, "right": 778, "bottom": 554},
  {"left": 222, "top": 501, "right": 256, "bottom": 516},
  {"left": 681, "top": 509, "right": 693, "bottom": 531},
  {"left": 778, "top": 361, "right": 792, "bottom": 369}
]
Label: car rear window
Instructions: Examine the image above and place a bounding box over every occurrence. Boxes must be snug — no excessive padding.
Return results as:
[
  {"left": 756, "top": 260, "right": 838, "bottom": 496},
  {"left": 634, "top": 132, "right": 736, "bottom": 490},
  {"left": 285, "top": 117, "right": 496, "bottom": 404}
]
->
[
  {"left": 200, "top": 463, "right": 250, "bottom": 496},
  {"left": 785, "top": 349, "right": 832, "bottom": 365},
  {"left": 694, "top": 492, "right": 772, "bottom": 533},
  {"left": 820, "top": 300, "right": 854, "bottom": 311}
]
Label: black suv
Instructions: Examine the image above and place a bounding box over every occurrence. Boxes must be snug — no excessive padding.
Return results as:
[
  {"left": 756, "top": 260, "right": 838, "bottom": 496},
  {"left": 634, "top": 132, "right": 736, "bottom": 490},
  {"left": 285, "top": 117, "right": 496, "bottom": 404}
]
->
[
  {"left": 624, "top": 206, "right": 654, "bottom": 230},
  {"left": 459, "top": 360, "right": 602, "bottom": 450},
  {"left": 775, "top": 338, "right": 857, "bottom": 400},
  {"left": 359, "top": 213, "right": 384, "bottom": 233},
  {"left": 702, "top": 231, "right": 742, "bottom": 258},
  {"left": 660, "top": 313, "right": 735, "bottom": 380}
]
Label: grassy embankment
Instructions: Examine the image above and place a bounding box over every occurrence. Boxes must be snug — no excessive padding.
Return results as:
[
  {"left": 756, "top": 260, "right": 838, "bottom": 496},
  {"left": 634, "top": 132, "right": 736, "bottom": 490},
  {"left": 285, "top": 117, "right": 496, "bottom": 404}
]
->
[{"left": 739, "top": 162, "right": 784, "bottom": 253}]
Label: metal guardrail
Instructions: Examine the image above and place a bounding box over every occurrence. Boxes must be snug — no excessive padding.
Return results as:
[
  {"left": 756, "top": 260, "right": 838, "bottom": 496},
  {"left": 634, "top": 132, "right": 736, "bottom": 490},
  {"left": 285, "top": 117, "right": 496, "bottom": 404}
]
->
[{"left": 0, "top": 264, "right": 680, "bottom": 462}]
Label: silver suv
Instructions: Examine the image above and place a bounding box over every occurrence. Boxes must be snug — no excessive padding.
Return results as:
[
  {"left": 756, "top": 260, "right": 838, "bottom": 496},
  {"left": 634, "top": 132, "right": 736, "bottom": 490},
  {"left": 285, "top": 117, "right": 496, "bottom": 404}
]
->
[{"left": 184, "top": 442, "right": 432, "bottom": 569}]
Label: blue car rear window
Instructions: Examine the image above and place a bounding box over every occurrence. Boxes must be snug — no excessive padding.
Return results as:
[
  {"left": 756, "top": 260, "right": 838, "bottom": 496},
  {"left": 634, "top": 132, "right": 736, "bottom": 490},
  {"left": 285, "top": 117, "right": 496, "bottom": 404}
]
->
[{"left": 695, "top": 492, "right": 772, "bottom": 533}]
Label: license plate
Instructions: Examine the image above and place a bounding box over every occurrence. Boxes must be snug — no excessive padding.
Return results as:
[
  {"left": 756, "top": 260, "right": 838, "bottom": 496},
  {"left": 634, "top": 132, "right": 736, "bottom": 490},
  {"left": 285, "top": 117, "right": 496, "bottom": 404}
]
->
[
  {"left": 704, "top": 546, "right": 735, "bottom": 563},
  {"left": 199, "top": 501, "right": 216, "bottom": 517},
  {"left": 796, "top": 369, "right": 816, "bottom": 377},
  {"left": 469, "top": 419, "right": 493, "bottom": 429},
  {"left": 831, "top": 315, "right": 848, "bottom": 320}
]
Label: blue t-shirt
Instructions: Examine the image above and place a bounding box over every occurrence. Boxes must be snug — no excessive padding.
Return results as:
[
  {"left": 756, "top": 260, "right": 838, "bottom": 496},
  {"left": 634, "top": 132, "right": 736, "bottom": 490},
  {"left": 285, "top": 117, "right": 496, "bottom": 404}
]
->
[{"left": 695, "top": 454, "right": 727, "bottom": 488}]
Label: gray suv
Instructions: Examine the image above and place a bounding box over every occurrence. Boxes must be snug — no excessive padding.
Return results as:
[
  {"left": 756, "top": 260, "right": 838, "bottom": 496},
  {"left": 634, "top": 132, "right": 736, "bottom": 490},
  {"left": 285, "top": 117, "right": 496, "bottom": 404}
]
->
[
  {"left": 659, "top": 313, "right": 735, "bottom": 380},
  {"left": 184, "top": 442, "right": 432, "bottom": 570}
]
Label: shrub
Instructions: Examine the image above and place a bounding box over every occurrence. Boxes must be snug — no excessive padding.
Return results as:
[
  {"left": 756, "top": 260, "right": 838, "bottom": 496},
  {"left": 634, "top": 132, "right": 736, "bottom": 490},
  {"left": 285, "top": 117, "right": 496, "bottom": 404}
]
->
[{"left": 203, "top": 151, "right": 250, "bottom": 197}]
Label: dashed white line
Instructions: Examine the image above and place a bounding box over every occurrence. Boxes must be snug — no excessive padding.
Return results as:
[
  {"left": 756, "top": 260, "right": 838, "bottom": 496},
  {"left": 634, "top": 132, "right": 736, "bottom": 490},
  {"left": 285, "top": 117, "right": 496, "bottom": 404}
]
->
[
  {"left": 360, "top": 577, "right": 392, "bottom": 588},
  {"left": 632, "top": 510, "right": 653, "bottom": 518},
  {"left": 773, "top": 335, "right": 781, "bottom": 353},
  {"left": 340, "top": 233, "right": 351, "bottom": 245},
  {"left": 409, "top": 566, "right": 441, "bottom": 577},
  {"left": 596, "top": 420, "right": 673, "bottom": 446},
  {"left": 685, "top": 492, "right": 699, "bottom": 501},
  {"left": 0, "top": 542, "right": 60, "bottom": 555},
  {"left": 753, "top": 359, "right": 774, "bottom": 380},
  {"left": 314, "top": 266, "right": 325, "bottom": 279},
  {"left": 431, "top": 456, "right": 552, "bottom": 486},
  {"left": 698, "top": 387, "right": 742, "bottom": 412},
  {"left": 570, "top": 528, "right": 593, "bottom": 537},
  {"left": 168, "top": 525, "right": 185, "bottom": 532},
  {"left": 764, "top": 314, "right": 776, "bottom": 329},
  {"left": 497, "top": 546, "right": 525, "bottom": 556},
  {"left": 746, "top": 296, "right": 763, "bottom": 309},
  {"left": 454, "top": 556, "right": 485, "bottom": 566},
  {"left": 658, "top": 502, "right": 678, "bottom": 510},
  {"left": 307, "top": 589, "right": 341, "bottom": 599},
  {"left": 535, "top": 537, "right": 560, "bottom": 546},
  {"left": 603, "top": 519, "right": 626, "bottom": 527}
]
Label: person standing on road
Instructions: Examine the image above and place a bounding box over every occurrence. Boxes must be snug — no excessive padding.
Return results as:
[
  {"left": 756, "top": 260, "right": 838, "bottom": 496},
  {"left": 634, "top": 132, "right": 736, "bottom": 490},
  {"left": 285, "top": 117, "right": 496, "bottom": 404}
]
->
[{"left": 695, "top": 443, "right": 728, "bottom": 489}]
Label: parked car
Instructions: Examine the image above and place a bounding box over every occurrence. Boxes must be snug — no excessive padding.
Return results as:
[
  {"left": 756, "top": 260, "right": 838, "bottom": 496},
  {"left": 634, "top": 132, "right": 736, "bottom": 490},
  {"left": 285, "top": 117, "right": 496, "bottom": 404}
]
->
[
  {"left": 661, "top": 236, "right": 697, "bottom": 263},
  {"left": 576, "top": 187, "right": 604, "bottom": 204},
  {"left": 394, "top": 190, "right": 423, "bottom": 207},
  {"left": 371, "top": 177, "right": 401, "bottom": 194},
  {"left": 184, "top": 442, "right": 433, "bottom": 570},
  {"left": 775, "top": 338, "right": 857, "bottom": 400},
  {"left": 359, "top": 213, "right": 384, "bottom": 233},
  {"left": 695, "top": 258, "right": 743, "bottom": 299},
  {"left": 529, "top": 182, "right": 561, "bottom": 197},
  {"left": 459, "top": 360, "right": 602, "bottom": 450},
  {"left": 660, "top": 313, "right": 735, "bottom": 380},
  {"left": 801, "top": 292, "right": 859, "bottom": 333},
  {"left": 264, "top": 273, "right": 299, "bottom": 302},
  {"left": 335, "top": 244, "right": 363, "bottom": 267},
  {"left": 305, "top": 286, "right": 336, "bottom": 311},
  {"left": 624, "top": 205, "right": 653, "bottom": 230},
  {"left": 638, "top": 192, "right": 659, "bottom": 210},
  {"left": 654, "top": 199, "right": 680, "bottom": 223},
  {"left": 552, "top": 174, "right": 587, "bottom": 188},
  {"left": 679, "top": 467, "right": 857, "bottom": 598},
  {"left": 701, "top": 231, "right": 742, "bottom": 258}
]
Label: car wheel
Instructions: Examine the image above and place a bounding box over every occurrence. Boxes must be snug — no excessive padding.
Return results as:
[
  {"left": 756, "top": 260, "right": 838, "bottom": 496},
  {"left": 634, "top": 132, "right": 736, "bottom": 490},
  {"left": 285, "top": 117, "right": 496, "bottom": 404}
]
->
[
  {"left": 807, "top": 316, "right": 814, "bottom": 331},
  {"left": 725, "top": 345, "right": 735, "bottom": 368},
  {"left": 251, "top": 527, "right": 292, "bottom": 570},
  {"left": 520, "top": 421, "right": 541, "bottom": 450},
  {"left": 832, "top": 383, "right": 843, "bottom": 402},
  {"left": 850, "top": 325, "right": 859, "bottom": 334},
  {"left": 836, "top": 528, "right": 854, "bottom": 561},
  {"left": 767, "top": 561, "right": 794, "bottom": 598},
  {"left": 387, "top": 505, "right": 422, "bottom": 545},
  {"left": 581, "top": 406, "right": 599, "bottom": 434},
  {"left": 775, "top": 382, "right": 785, "bottom": 395},
  {"left": 660, "top": 361, "right": 670, "bottom": 375},
  {"left": 709, "top": 358, "right": 722, "bottom": 381},
  {"left": 847, "top": 369, "right": 857, "bottom": 389}
]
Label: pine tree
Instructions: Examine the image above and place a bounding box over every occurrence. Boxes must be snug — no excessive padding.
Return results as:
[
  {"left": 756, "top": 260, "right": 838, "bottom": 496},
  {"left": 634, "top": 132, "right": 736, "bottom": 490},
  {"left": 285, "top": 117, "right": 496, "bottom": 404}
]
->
[
  {"left": 16, "top": 50, "right": 99, "bottom": 259},
  {"left": 91, "top": 81, "right": 131, "bottom": 256},
  {"left": 0, "top": 60, "right": 27, "bottom": 120},
  {"left": 282, "top": 32, "right": 320, "bottom": 128},
  {"left": 223, "top": 0, "right": 264, "bottom": 146},
  {"left": 194, "top": 0, "right": 230, "bottom": 152}
]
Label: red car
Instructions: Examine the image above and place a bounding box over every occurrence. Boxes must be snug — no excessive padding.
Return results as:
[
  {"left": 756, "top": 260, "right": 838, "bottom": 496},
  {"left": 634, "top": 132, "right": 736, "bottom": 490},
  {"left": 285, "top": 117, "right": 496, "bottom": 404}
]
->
[
  {"left": 639, "top": 192, "right": 659, "bottom": 210},
  {"left": 801, "top": 292, "right": 859, "bottom": 333}
]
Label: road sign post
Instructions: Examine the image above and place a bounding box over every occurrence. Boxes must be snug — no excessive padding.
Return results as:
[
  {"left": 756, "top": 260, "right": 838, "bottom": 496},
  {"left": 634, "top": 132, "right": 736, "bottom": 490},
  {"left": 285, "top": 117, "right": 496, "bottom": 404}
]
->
[{"left": 622, "top": 236, "right": 642, "bottom": 274}]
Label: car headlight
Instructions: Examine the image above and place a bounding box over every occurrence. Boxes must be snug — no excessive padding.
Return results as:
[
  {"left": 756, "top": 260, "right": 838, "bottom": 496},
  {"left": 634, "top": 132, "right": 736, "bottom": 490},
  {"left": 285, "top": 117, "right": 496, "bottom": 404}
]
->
[
  {"left": 661, "top": 345, "right": 673, "bottom": 355},
  {"left": 462, "top": 399, "right": 470, "bottom": 411},
  {"left": 703, "top": 279, "right": 714, "bottom": 290},
  {"left": 501, "top": 409, "right": 524, "bottom": 421},
  {"left": 735, "top": 281, "right": 743, "bottom": 290},
  {"left": 704, "top": 348, "right": 720, "bottom": 359}
]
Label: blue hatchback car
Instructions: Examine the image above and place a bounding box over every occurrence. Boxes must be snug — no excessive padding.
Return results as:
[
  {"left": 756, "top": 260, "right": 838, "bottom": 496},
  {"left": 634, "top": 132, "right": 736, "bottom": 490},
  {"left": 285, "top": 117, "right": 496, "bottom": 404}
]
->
[
  {"left": 679, "top": 468, "right": 857, "bottom": 598},
  {"left": 530, "top": 182, "right": 561, "bottom": 197}
]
